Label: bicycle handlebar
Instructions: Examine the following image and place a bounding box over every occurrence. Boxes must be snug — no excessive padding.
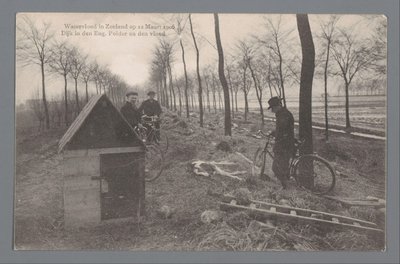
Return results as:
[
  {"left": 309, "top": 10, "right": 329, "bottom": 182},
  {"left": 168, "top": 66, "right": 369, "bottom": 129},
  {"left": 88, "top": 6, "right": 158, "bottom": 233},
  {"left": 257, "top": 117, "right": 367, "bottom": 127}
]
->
[
  {"left": 141, "top": 115, "right": 160, "bottom": 122},
  {"left": 257, "top": 129, "right": 305, "bottom": 149}
]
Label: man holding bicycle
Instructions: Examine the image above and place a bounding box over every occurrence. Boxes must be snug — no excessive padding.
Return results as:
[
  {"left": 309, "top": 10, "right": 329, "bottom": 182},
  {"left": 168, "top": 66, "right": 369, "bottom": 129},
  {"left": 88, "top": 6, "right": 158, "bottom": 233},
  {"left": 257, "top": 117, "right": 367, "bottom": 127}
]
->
[
  {"left": 138, "top": 90, "right": 162, "bottom": 139},
  {"left": 268, "top": 96, "right": 295, "bottom": 189}
]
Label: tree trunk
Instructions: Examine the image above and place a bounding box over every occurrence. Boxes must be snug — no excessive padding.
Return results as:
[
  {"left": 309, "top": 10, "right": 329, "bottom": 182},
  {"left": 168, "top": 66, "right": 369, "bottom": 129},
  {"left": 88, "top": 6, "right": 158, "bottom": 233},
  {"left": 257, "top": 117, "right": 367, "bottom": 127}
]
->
[
  {"left": 167, "top": 63, "right": 176, "bottom": 111},
  {"left": 324, "top": 39, "right": 331, "bottom": 141},
  {"left": 163, "top": 71, "right": 169, "bottom": 109},
  {"left": 297, "top": 14, "right": 315, "bottom": 189},
  {"left": 205, "top": 79, "right": 211, "bottom": 112},
  {"left": 176, "top": 84, "right": 182, "bottom": 115},
  {"left": 214, "top": 13, "right": 231, "bottom": 136},
  {"left": 179, "top": 39, "right": 190, "bottom": 118},
  {"left": 95, "top": 80, "right": 99, "bottom": 95},
  {"left": 277, "top": 46, "right": 287, "bottom": 107},
  {"left": 41, "top": 62, "right": 50, "bottom": 129},
  {"left": 267, "top": 64, "right": 273, "bottom": 97},
  {"left": 244, "top": 90, "right": 249, "bottom": 121},
  {"left": 248, "top": 63, "right": 264, "bottom": 126},
  {"left": 85, "top": 81, "right": 89, "bottom": 103},
  {"left": 235, "top": 91, "right": 238, "bottom": 113},
  {"left": 189, "top": 14, "right": 204, "bottom": 126},
  {"left": 227, "top": 68, "right": 235, "bottom": 119},
  {"left": 63, "top": 74, "right": 69, "bottom": 127},
  {"left": 74, "top": 78, "right": 80, "bottom": 113},
  {"left": 345, "top": 82, "right": 351, "bottom": 128}
]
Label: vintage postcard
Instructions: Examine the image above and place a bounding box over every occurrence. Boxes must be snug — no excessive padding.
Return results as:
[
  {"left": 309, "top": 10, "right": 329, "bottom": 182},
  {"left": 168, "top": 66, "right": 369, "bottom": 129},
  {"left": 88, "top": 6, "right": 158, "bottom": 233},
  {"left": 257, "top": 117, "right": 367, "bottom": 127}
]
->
[{"left": 15, "top": 13, "right": 386, "bottom": 251}]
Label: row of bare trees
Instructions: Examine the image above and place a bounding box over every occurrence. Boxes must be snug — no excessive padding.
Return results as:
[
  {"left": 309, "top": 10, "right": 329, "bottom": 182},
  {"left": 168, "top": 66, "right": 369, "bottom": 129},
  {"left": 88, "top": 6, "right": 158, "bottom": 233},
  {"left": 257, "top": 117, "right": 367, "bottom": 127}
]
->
[
  {"left": 17, "top": 15, "right": 132, "bottom": 130},
  {"left": 147, "top": 14, "right": 386, "bottom": 140}
]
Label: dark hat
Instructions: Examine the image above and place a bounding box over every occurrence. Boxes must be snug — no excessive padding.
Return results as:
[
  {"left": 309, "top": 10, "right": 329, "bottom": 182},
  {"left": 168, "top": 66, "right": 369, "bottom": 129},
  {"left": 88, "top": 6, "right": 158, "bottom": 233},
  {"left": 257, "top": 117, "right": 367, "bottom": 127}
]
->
[
  {"left": 126, "top": 91, "right": 138, "bottom": 97},
  {"left": 267, "top": 96, "right": 282, "bottom": 109},
  {"left": 147, "top": 90, "right": 156, "bottom": 95}
]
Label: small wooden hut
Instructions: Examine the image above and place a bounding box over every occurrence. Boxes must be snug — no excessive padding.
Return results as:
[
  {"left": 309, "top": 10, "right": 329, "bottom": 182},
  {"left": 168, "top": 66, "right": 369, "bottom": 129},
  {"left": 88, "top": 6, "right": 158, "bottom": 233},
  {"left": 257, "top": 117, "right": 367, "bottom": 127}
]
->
[{"left": 58, "top": 94, "right": 145, "bottom": 228}]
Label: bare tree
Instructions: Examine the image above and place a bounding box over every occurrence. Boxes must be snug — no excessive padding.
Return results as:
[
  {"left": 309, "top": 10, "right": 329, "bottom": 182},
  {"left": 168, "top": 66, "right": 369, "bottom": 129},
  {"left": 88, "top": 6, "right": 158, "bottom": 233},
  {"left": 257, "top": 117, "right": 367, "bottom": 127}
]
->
[
  {"left": 17, "top": 15, "right": 54, "bottom": 129},
  {"left": 226, "top": 59, "right": 235, "bottom": 119},
  {"left": 237, "top": 40, "right": 265, "bottom": 126},
  {"left": 228, "top": 63, "right": 241, "bottom": 114},
  {"left": 297, "top": 14, "right": 316, "bottom": 189},
  {"left": 80, "top": 61, "right": 94, "bottom": 103},
  {"left": 331, "top": 28, "right": 373, "bottom": 128},
  {"left": 214, "top": 13, "right": 232, "bottom": 136},
  {"left": 69, "top": 48, "right": 87, "bottom": 113},
  {"left": 369, "top": 16, "right": 387, "bottom": 76},
  {"left": 202, "top": 70, "right": 212, "bottom": 113},
  {"left": 236, "top": 52, "right": 252, "bottom": 121},
  {"left": 160, "top": 40, "right": 177, "bottom": 111},
  {"left": 176, "top": 15, "right": 190, "bottom": 118},
  {"left": 189, "top": 14, "right": 204, "bottom": 127},
  {"left": 259, "top": 15, "right": 295, "bottom": 107},
  {"left": 319, "top": 15, "right": 340, "bottom": 141},
  {"left": 49, "top": 41, "right": 72, "bottom": 127},
  {"left": 175, "top": 75, "right": 183, "bottom": 115}
]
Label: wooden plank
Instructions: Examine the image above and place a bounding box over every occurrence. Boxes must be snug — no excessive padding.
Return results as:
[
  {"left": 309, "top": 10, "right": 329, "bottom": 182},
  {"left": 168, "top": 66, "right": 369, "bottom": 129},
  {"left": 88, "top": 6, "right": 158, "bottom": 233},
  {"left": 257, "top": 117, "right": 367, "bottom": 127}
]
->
[
  {"left": 88, "top": 146, "right": 144, "bottom": 156},
  {"left": 222, "top": 195, "right": 378, "bottom": 227},
  {"left": 219, "top": 202, "right": 384, "bottom": 233},
  {"left": 324, "top": 195, "right": 385, "bottom": 208}
]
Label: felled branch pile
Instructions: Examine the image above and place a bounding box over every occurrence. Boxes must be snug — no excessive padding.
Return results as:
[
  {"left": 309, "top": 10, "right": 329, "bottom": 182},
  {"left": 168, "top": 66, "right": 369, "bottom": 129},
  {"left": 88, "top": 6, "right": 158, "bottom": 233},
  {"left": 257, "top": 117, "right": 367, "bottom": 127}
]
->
[{"left": 191, "top": 152, "right": 255, "bottom": 181}]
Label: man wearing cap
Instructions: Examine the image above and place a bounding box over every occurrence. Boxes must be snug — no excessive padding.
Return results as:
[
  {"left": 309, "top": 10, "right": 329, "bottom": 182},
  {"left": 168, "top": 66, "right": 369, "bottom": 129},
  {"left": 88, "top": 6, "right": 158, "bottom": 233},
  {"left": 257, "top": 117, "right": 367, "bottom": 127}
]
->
[
  {"left": 120, "top": 91, "right": 141, "bottom": 128},
  {"left": 138, "top": 91, "right": 162, "bottom": 117},
  {"left": 138, "top": 91, "right": 162, "bottom": 138},
  {"left": 267, "top": 96, "right": 295, "bottom": 189}
]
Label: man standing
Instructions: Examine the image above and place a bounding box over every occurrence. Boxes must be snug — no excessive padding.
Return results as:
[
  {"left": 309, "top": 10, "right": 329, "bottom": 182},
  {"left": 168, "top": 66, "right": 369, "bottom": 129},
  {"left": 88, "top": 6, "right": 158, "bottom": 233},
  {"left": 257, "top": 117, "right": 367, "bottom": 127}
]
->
[
  {"left": 138, "top": 91, "right": 162, "bottom": 117},
  {"left": 120, "top": 91, "right": 141, "bottom": 128},
  {"left": 268, "top": 96, "right": 295, "bottom": 189},
  {"left": 138, "top": 91, "right": 162, "bottom": 139}
]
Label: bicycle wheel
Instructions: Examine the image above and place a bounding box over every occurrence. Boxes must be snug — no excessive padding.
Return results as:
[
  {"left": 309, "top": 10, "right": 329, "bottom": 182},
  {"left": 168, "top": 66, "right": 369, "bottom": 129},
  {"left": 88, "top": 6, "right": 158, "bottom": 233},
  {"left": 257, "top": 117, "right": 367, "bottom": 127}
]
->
[
  {"left": 144, "top": 144, "right": 165, "bottom": 182},
  {"left": 154, "top": 131, "right": 169, "bottom": 154},
  {"left": 253, "top": 147, "right": 267, "bottom": 179},
  {"left": 293, "top": 154, "right": 336, "bottom": 194}
]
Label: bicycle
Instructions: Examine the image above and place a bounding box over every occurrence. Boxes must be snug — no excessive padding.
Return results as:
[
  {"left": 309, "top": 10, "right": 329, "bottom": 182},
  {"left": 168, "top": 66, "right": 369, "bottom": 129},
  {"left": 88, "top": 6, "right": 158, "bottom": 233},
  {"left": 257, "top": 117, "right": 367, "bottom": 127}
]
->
[
  {"left": 136, "top": 115, "right": 169, "bottom": 154},
  {"left": 253, "top": 130, "right": 336, "bottom": 195},
  {"left": 133, "top": 115, "right": 168, "bottom": 182}
]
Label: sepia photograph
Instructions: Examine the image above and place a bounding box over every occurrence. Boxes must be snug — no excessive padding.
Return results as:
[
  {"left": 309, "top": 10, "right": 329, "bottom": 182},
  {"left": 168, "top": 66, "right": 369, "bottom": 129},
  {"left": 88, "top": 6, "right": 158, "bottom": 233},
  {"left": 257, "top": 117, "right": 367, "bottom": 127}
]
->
[{"left": 15, "top": 12, "right": 387, "bottom": 251}]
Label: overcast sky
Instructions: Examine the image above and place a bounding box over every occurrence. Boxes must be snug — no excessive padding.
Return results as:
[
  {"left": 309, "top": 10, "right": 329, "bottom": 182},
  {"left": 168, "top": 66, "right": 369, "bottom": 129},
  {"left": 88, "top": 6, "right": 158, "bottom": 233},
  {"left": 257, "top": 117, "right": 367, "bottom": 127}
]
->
[{"left": 15, "top": 13, "right": 382, "bottom": 104}]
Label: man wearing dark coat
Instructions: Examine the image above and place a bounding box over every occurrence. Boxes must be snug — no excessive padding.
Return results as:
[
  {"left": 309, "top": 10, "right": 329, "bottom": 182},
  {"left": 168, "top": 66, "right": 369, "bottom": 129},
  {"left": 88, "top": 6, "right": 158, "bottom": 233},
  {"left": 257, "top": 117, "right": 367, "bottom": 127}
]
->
[
  {"left": 120, "top": 91, "right": 141, "bottom": 128},
  {"left": 138, "top": 90, "right": 162, "bottom": 140},
  {"left": 138, "top": 90, "right": 162, "bottom": 117},
  {"left": 268, "top": 96, "right": 295, "bottom": 189}
]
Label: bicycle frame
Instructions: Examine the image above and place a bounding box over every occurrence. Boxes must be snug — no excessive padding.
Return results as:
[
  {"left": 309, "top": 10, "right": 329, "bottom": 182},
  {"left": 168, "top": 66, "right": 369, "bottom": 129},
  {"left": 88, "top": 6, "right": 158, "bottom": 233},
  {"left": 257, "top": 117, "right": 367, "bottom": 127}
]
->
[{"left": 258, "top": 130, "right": 302, "bottom": 178}]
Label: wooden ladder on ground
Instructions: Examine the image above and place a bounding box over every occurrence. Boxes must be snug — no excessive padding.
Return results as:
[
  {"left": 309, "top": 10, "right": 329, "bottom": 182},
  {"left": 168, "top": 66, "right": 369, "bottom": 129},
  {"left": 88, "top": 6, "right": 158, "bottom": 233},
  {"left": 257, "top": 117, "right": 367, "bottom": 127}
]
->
[{"left": 219, "top": 195, "right": 384, "bottom": 234}]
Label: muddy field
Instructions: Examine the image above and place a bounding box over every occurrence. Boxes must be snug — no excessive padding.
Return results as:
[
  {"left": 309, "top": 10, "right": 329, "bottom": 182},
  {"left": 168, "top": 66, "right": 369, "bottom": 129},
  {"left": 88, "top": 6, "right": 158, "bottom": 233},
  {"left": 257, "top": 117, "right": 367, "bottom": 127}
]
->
[{"left": 14, "top": 110, "right": 386, "bottom": 251}]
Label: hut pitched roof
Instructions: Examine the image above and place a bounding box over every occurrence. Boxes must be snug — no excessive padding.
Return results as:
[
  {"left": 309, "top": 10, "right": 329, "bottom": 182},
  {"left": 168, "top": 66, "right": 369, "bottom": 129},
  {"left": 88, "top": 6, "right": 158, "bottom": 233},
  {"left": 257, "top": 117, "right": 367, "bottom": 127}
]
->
[{"left": 58, "top": 94, "right": 141, "bottom": 153}]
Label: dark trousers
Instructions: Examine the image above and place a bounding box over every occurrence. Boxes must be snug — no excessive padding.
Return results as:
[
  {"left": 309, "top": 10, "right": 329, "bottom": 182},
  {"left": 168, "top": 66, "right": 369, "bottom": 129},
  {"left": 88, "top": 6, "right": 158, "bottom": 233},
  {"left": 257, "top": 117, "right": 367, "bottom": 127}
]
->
[{"left": 272, "top": 151, "right": 292, "bottom": 187}]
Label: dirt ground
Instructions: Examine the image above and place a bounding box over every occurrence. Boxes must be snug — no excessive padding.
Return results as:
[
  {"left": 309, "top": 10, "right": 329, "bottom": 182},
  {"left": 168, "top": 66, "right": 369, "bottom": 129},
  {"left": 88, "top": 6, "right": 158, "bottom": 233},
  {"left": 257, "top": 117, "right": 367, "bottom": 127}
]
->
[{"left": 14, "top": 110, "right": 386, "bottom": 251}]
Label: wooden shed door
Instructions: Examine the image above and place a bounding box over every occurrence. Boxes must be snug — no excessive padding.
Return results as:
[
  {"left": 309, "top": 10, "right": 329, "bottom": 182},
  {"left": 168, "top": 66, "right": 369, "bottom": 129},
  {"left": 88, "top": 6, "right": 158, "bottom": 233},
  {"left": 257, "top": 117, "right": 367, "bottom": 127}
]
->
[{"left": 100, "top": 152, "right": 145, "bottom": 220}]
